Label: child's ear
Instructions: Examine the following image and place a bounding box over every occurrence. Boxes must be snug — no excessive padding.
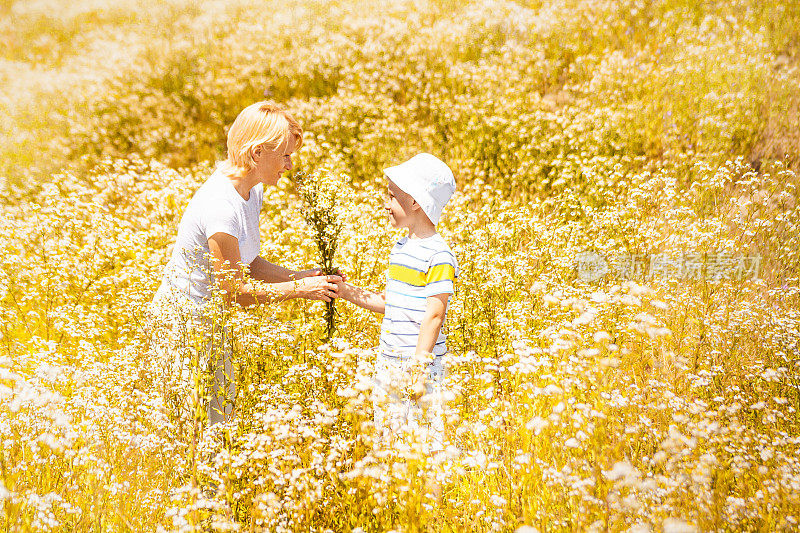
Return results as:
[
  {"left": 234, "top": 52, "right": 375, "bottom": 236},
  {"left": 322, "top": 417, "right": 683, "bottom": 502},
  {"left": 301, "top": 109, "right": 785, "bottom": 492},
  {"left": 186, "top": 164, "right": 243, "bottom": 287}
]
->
[{"left": 410, "top": 199, "right": 421, "bottom": 211}]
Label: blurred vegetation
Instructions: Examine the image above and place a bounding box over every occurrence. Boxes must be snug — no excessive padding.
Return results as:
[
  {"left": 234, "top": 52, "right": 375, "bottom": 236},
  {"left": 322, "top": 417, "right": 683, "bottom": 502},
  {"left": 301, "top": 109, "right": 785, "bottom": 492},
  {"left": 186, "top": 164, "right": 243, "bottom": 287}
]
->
[{"left": 2, "top": 0, "right": 799, "bottom": 196}]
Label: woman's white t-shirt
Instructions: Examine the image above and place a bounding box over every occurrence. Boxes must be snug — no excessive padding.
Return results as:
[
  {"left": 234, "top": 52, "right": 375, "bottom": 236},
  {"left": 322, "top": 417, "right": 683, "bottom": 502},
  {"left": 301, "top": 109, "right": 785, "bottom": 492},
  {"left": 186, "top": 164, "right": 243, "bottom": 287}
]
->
[{"left": 154, "top": 167, "right": 262, "bottom": 309}]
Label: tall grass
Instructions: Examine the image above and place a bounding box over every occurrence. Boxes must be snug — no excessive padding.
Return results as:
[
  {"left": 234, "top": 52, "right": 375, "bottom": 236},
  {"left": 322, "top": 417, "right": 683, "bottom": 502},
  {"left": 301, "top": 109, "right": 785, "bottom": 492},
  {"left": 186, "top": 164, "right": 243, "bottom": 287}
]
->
[{"left": 1, "top": 0, "right": 799, "bottom": 531}]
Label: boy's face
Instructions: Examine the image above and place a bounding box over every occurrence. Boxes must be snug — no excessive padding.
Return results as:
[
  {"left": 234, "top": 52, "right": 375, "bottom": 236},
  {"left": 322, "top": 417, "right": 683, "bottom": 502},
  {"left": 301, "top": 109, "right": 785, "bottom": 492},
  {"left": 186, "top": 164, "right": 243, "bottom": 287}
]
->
[{"left": 385, "top": 179, "right": 416, "bottom": 228}]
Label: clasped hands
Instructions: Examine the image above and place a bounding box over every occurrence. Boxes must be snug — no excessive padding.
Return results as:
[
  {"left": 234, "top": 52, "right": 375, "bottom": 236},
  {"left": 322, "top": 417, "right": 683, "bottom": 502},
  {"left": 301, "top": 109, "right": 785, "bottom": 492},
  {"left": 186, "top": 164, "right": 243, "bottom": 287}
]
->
[{"left": 290, "top": 267, "right": 347, "bottom": 303}]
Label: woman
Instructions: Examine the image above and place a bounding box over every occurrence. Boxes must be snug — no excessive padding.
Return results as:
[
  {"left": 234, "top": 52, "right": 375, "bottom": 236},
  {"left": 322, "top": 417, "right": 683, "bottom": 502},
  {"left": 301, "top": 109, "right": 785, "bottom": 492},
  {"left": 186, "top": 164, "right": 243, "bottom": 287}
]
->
[{"left": 152, "top": 101, "right": 341, "bottom": 425}]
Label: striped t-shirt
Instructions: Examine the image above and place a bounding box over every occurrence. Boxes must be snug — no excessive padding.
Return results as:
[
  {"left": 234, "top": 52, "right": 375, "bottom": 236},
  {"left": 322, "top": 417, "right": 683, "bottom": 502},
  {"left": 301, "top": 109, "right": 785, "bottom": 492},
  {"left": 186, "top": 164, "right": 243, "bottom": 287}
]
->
[{"left": 379, "top": 233, "right": 458, "bottom": 359}]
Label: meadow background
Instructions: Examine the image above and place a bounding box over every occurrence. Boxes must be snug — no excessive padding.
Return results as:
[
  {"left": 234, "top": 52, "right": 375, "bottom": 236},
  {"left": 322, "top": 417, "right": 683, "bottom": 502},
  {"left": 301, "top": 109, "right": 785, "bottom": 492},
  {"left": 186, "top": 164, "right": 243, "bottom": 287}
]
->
[{"left": 1, "top": 0, "right": 800, "bottom": 531}]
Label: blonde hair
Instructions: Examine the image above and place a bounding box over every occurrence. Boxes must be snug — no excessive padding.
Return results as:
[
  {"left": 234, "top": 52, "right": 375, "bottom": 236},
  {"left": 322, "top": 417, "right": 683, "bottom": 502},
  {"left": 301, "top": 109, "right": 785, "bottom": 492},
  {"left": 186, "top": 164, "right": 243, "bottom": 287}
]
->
[{"left": 220, "top": 101, "right": 303, "bottom": 176}]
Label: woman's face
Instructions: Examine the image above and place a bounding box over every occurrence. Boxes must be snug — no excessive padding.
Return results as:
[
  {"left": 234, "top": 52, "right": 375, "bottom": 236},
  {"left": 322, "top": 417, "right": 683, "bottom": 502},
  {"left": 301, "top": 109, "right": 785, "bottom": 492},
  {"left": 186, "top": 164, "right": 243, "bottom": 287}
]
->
[{"left": 253, "top": 134, "right": 297, "bottom": 186}]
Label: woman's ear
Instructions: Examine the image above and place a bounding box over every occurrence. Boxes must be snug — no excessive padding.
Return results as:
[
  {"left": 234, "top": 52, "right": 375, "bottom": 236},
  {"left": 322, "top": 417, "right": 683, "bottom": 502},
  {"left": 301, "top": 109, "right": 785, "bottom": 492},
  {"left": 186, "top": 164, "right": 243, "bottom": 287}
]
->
[{"left": 252, "top": 145, "right": 263, "bottom": 161}]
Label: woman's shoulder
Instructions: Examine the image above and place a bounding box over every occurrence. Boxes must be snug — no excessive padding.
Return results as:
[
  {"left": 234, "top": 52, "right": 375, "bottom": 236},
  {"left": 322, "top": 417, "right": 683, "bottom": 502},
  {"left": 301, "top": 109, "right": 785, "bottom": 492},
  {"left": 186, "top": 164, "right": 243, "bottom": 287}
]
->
[
  {"left": 194, "top": 167, "right": 229, "bottom": 195},
  {"left": 180, "top": 172, "right": 242, "bottom": 232},
  {"left": 189, "top": 171, "right": 238, "bottom": 208}
]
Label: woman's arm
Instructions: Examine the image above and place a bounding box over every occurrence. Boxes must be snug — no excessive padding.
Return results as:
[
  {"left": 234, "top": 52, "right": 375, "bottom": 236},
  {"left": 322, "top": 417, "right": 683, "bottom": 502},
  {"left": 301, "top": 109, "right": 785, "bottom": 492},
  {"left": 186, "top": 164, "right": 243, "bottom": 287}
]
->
[
  {"left": 338, "top": 282, "right": 386, "bottom": 314},
  {"left": 208, "top": 233, "right": 339, "bottom": 305},
  {"left": 249, "top": 255, "right": 298, "bottom": 283},
  {"left": 250, "top": 256, "right": 348, "bottom": 283}
]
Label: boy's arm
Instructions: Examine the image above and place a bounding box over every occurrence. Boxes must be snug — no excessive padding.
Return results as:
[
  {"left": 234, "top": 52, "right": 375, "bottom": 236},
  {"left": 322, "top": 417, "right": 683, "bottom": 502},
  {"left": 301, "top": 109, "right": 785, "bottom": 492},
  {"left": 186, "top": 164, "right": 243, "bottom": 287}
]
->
[
  {"left": 415, "top": 293, "right": 449, "bottom": 356},
  {"left": 409, "top": 293, "right": 449, "bottom": 399},
  {"left": 338, "top": 282, "right": 386, "bottom": 314}
]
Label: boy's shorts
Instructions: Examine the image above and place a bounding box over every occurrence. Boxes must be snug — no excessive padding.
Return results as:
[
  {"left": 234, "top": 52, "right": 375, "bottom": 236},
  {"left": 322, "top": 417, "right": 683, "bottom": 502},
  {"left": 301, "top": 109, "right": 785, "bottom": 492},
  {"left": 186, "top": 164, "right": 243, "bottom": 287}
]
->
[{"left": 372, "top": 352, "right": 446, "bottom": 453}]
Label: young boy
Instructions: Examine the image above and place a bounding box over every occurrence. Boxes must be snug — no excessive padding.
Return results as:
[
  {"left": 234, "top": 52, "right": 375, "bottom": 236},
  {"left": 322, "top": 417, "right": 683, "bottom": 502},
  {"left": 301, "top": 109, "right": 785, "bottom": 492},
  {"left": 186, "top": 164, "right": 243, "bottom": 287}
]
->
[{"left": 338, "top": 153, "right": 458, "bottom": 452}]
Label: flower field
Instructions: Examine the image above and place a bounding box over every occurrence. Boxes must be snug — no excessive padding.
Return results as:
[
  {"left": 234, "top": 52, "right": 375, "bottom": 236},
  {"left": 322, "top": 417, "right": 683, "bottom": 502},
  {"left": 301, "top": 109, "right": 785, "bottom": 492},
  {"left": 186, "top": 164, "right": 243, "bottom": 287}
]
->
[{"left": 2, "top": 0, "right": 800, "bottom": 531}]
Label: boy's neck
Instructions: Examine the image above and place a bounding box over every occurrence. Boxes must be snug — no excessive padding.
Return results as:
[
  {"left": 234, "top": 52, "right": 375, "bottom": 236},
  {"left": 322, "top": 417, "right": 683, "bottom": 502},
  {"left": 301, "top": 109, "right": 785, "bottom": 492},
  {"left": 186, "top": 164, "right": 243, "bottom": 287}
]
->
[{"left": 405, "top": 215, "right": 437, "bottom": 239}]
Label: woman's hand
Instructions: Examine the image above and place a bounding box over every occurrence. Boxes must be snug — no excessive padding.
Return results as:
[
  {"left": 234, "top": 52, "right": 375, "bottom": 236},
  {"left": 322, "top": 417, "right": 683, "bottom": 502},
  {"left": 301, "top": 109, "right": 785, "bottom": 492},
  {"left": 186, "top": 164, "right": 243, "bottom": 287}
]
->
[
  {"left": 293, "top": 274, "right": 342, "bottom": 302},
  {"left": 294, "top": 267, "right": 348, "bottom": 282}
]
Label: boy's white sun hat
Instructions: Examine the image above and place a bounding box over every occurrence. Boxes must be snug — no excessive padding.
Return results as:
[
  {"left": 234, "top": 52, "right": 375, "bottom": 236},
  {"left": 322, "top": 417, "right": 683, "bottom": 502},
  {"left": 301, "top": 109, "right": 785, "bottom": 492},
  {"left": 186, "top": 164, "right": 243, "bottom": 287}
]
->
[{"left": 383, "top": 153, "right": 456, "bottom": 225}]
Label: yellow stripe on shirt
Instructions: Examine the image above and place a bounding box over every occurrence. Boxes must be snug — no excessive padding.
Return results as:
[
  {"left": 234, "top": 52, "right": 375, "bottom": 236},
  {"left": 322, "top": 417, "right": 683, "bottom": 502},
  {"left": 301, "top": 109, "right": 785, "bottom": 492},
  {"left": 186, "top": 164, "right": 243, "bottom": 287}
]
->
[
  {"left": 388, "top": 263, "right": 456, "bottom": 287},
  {"left": 426, "top": 264, "right": 456, "bottom": 284},
  {"left": 387, "top": 264, "right": 427, "bottom": 286}
]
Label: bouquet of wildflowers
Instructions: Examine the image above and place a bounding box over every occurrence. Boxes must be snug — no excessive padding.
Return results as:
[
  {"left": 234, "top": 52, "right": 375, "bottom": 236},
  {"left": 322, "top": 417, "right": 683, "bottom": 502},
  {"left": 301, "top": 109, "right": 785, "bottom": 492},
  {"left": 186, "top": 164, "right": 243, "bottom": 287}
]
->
[{"left": 295, "top": 170, "right": 346, "bottom": 339}]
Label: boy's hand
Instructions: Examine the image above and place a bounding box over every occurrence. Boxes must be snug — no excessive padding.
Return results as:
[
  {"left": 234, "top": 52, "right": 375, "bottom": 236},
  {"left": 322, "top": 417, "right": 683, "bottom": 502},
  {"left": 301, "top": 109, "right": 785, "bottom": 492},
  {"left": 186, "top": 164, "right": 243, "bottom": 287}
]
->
[
  {"left": 407, "top": 352, "right": 432, "bottom": 401},
  {"left": 408, "top": 375, "right": 426, "bottom": 401}
]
